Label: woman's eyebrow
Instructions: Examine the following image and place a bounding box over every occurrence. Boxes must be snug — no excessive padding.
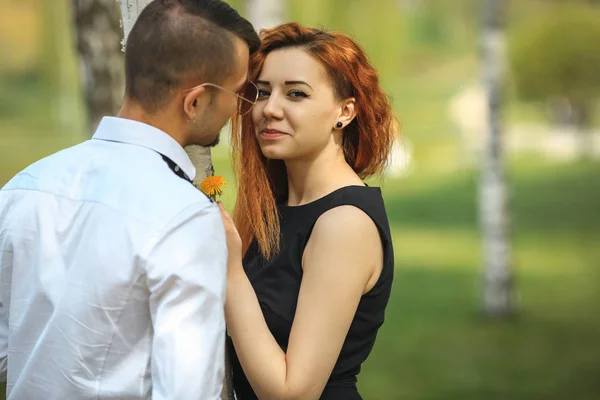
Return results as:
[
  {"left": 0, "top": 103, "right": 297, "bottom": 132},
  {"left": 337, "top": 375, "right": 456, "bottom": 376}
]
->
[
  {"left": 285, "top": 81, "right": 313, "bottom": 89},
  {"left": 255, "top": 80, "right": 313, "bottom": 90}
]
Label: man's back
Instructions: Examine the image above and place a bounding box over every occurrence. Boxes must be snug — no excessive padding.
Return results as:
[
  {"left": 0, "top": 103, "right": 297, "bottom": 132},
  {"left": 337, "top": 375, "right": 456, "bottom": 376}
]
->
[{"left": 0, "top": 117, "right": 227, "bottom": 399}]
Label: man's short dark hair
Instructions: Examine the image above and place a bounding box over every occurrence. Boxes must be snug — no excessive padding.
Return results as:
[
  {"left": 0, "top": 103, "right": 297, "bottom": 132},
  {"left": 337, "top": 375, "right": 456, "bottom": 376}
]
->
[{"left": 124, "top": 0, "right": 260, "bottom": 113}]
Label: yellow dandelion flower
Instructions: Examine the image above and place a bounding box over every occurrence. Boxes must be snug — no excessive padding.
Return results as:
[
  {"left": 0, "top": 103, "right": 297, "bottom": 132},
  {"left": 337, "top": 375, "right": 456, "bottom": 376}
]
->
[{"left": 200, "top": 175, "right": 227, "bottom": 200}]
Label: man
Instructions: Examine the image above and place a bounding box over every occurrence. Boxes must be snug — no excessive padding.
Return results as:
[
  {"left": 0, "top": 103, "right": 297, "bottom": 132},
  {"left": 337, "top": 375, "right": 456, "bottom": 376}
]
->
[{"left": 0, "top": 0, "right": 259, "bottom": 398}]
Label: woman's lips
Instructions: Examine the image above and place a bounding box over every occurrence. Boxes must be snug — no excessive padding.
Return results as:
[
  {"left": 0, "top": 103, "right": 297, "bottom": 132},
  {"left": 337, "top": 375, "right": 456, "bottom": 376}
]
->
[{"left": 259, "top": 129, "right": 287, "bottom": 139}]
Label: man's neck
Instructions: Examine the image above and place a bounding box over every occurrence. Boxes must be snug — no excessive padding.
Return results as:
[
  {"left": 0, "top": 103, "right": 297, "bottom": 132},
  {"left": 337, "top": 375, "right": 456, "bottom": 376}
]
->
[{"left": 117, "top": 101, "right": 187, "bottom": 147}]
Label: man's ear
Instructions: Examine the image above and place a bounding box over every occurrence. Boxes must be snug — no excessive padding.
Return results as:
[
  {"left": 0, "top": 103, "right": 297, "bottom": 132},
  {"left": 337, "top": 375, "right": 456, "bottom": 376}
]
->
[{"left": 182, "top": 85, "right": 206, "bottom": 121}]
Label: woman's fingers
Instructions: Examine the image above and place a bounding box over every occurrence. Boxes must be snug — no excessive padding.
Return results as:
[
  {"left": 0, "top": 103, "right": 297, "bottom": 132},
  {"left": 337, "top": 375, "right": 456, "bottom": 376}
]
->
[
  {"left": 217, "top": 202, "right": 243, "bottom": 255},
  {"left": 217, "top": 201, "right": 233, "bottom": 224}
]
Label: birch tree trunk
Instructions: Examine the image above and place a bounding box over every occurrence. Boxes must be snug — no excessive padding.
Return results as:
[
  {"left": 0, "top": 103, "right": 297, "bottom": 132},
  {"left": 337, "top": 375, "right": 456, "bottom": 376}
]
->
[
  {"left": 72, "top": 0, "right": 125, "bottom": 133},
  {"left": 114, "top": 1, "right": 231, "bottom": 398},
  {"left": 480, "top": 0, "right": 514, "bottom": 317},
  {"left": 246, "top": 0, "right": 285, "bottom": 31}
]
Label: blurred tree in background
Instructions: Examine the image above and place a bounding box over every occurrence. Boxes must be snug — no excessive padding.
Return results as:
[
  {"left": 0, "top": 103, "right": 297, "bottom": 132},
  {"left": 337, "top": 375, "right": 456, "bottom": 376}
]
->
[
  {"left": 480, "top": 0, "right": 513, "bottom": 317},
  {"left": 247, "top": 0, "right": 285, "bottom": 31},
  {"left": 72, "top": 0, "right": 125, "bottom": 133}
]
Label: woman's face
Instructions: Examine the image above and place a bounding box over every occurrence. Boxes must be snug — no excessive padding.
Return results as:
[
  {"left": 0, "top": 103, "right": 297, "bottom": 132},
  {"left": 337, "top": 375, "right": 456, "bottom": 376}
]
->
[{"left": 251, "top": 48, "right": 343, "bottom": 161}]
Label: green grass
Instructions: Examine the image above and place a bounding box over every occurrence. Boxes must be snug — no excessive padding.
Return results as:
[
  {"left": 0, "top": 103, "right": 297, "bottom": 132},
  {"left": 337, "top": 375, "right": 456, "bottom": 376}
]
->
[{"left": 355, "top": 161, "right": 600, "bottom": 400}]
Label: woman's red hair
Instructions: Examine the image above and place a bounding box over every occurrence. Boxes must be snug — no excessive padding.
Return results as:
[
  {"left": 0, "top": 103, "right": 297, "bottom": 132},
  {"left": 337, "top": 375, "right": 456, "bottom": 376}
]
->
[{"left": 231, "top": 22, "right": 398, "bottom": 259}]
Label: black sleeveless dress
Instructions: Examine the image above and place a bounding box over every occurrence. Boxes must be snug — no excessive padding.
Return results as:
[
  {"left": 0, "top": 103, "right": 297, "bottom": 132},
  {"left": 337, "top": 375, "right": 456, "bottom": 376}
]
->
[{"left": 228, "top": 185, "right": 394, "bottom": 399}]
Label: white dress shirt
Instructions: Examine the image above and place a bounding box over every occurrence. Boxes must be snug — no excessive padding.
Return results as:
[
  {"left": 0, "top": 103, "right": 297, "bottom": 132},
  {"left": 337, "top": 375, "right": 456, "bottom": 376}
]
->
[{"left": 0, "top": 117, "right": 227, "bottom": 399}]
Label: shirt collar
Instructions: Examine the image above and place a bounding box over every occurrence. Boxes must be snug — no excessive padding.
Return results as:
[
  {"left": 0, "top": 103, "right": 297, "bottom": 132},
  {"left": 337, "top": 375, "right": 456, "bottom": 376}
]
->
[{"left": 92, "top": 117, "right": 196, "bottom": 181}]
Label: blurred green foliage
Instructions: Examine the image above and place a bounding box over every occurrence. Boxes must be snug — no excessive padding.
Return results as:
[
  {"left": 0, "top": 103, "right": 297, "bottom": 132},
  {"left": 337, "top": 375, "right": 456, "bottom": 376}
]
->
[{"left": 509, "top": 4, "right": 600, "bottom": 123}]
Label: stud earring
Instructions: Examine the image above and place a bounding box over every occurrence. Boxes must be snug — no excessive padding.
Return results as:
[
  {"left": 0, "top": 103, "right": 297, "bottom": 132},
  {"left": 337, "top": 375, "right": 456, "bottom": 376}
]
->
[{"left": 335, "top": 121, "right": 343, "bottom": 129}]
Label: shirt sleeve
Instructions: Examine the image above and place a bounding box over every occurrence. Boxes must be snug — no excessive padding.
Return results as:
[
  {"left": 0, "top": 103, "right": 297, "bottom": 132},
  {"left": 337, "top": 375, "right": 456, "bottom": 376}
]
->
[
  {"left": 0, "top": 300, "right": 7, "bottom": 382},
  {"left": 144, "top": 201, "right": 227, "bottom": 400}
]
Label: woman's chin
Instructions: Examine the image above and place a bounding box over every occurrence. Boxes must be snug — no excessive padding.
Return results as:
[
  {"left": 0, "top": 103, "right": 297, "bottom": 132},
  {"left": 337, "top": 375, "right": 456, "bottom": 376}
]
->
[{"left": 259, "top": 146, "right": 288, "bottom": 161}]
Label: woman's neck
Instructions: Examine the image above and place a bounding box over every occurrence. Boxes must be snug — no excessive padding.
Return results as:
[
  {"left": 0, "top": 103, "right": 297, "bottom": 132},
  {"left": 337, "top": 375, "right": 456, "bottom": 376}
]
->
[{"left": 284, "top": 148, "right": 363, "bottom": 206}]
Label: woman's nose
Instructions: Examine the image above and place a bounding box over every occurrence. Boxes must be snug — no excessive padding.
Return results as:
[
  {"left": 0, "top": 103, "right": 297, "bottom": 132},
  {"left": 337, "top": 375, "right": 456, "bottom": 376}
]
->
[{"left": 262, "top": 94, "right": 284, "bottom": 120}]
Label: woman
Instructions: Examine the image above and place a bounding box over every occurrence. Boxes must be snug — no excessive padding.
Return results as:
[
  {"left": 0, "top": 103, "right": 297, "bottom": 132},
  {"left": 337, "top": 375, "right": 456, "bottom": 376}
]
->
[{"left": 218, "top": 22, "right": 397, "bottom": 400}]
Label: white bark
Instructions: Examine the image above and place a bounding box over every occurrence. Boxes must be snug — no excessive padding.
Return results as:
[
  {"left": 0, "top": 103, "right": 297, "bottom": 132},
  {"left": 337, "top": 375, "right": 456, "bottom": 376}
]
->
[
  {"left": 247, "top": 0, "right": 285, "bottom": 31},
  {"left": 114, "top": 1, "right": 230, "bottom": 398},
  {"left": 480, "top": 0, "right": 514, "bottom": 317},
  {"left": 115, "top": 0, "right": 152, "bottom": 51},
  {"left": 73, "top": 0, "right": 125, "bottom": 132}
]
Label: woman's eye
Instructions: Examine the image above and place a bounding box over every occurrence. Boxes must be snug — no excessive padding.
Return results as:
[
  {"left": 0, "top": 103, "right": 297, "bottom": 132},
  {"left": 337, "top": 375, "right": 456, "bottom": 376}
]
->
[
  {"left": 257, "top": 89, "right": 270, "bottom": 98},
  {"left": 288, "top": 90, "right": 308, "bottom": 99}
]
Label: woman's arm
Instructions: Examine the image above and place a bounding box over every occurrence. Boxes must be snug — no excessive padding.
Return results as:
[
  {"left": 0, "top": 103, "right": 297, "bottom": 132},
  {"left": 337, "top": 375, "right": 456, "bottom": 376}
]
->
[{"left": 220, "top": 204, "right": 383, "bottom": 400}]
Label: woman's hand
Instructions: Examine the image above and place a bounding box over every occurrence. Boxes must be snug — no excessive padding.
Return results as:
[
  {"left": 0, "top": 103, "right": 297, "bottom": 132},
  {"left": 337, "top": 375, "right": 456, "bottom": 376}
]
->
[{"left": 217, "top": 202, "right": 243, "bottom": 268}]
